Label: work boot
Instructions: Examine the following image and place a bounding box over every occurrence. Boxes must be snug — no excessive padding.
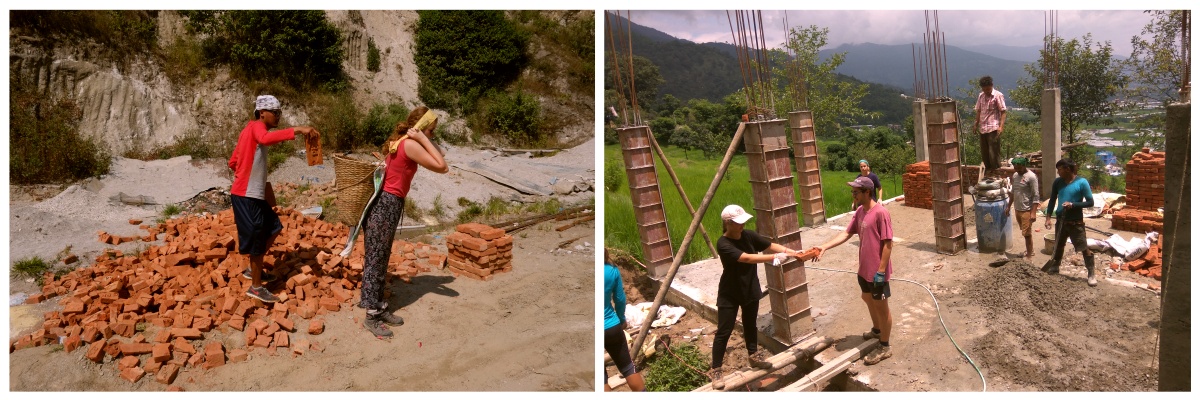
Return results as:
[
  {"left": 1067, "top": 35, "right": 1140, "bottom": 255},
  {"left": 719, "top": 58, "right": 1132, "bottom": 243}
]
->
[
  {"left": 364, "top": 313, "right": 394, "bottom": 339},
  {"left": 709, "top": 367, "right": 725, "bottom": 390},
  {"left": 864, "top": 345, "right": 892, "bottom": 365},
  {"left": 749, "top": 350, "right": 773, "bottom": 369},
  {"left": 1085, "top": 254, "right": 1098, "bottom": 287},
  {"left": 1041, "top": 259, "right": 1060, "bottom": 275}
]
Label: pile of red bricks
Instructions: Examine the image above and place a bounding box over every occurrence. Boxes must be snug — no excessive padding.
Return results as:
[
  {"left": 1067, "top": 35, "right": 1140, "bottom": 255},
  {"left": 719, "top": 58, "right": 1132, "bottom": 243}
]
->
[
  {"left": 12, "top": 207, "right": 443, "bottom": 387},
  {"left": 445, "top": 223, "right": 514, "bottom": 281},
  {"left": 1112, "top": 148, "right": 1166, "bottom": 233},
  {"left": 902, "top": 161, "right": 932, "bottom": 209},
  {"left": 1117, "top": 239, "right": 1164, "bottom": 281}
]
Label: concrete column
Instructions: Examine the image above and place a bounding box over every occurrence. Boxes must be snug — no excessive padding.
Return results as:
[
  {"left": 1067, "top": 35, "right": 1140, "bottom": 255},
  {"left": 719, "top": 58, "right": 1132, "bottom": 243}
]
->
[
  {"left": 1040, "top": 88, "right": 1061, "bottom": 195},
  {"left": 1158, "top": 101, "right": 1190, "bottom": 391},
  {"left": 913, "top": 99, "right": 929, "bottom": 162}
]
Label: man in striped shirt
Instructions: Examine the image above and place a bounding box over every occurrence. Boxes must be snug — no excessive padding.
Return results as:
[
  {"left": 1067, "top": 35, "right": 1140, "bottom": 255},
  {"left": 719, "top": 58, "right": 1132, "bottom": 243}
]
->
[
  {"left": 229, "top": 95, "right": 320, "bottom": 303},
  {"left": 974, "top": 76, "right": 1007, "bottom": 174}
]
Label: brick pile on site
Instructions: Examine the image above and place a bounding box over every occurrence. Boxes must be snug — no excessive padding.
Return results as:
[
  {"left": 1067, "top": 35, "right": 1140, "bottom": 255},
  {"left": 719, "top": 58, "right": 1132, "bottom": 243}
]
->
[
  {"left": 10, "top": 207, "right": 446, "bottom": 388},
  {"left": 444, "top": 223, "right": 513, "bottom": 281},
  {"left": 1113, "top": 239, "right": 1164, "bottom": 283},
  {"left": 902, "top": 161, "right": 933, "bottom": 209},
  {"left": 1112, "top": 148, "right": 1167, "bottom": 233}
]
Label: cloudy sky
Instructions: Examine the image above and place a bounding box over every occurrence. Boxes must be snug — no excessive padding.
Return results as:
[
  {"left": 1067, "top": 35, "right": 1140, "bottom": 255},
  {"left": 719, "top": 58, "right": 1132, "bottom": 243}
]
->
[{"left": 622, "top": 9, "right": 1171, "bottom": 57}]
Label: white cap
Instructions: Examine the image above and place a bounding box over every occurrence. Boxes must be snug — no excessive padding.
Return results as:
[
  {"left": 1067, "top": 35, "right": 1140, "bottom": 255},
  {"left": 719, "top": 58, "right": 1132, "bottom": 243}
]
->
[
  {"left": 255, "top": 95, "right": 280, "bottom": 111},
  {"left": 720, "top": 204, "right": 752, "bottom": 224}
]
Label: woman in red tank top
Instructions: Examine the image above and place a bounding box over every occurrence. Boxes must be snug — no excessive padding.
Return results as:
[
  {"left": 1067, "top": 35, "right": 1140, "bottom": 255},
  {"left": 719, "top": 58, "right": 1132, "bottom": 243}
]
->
[{"left": 359, "top": 106, "right": 449, "bottom": 339}]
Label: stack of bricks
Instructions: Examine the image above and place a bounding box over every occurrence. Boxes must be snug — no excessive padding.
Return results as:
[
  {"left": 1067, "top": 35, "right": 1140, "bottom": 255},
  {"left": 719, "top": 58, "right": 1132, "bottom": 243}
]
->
[
  {"left": 902, "top": 161, "right": 932, "bottom": 209},
  {"left": 1112, "top": 148, "right": 1166, "bottom": 233},
  {"left": 12, "top": 207, "right": 443, "bottom": 387},
  {"left": 445, "top": 223, "right": 514, "bottom": 281},
  {"left": 1117, "top": 239, "right": 1164, "bottom": 281}
]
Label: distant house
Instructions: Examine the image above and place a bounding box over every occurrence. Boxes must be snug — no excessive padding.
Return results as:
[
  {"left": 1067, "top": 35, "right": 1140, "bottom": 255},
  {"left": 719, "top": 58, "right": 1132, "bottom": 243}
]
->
[{"left": 1095, "top": 150, "right": 1118, "bottom": 166}]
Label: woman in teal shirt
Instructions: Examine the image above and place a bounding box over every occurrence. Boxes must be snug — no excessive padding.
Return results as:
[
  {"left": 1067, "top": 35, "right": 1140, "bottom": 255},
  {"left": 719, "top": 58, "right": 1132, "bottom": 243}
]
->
[
  {"left": 603, "top": 250, "right": 645, "bottom": 391},
  {"left": 1042, "top": 159, "right": 1098, "bottom": 286}
]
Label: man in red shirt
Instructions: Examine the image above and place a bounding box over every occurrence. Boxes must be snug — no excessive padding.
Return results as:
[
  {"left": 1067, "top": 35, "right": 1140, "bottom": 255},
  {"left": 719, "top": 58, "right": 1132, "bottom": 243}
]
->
[
  {"left": 229, "top": 95, "right": 320, "bottom": 303},
  {"left": 814, "top": 176, "right": 896, "bottom": 365}
]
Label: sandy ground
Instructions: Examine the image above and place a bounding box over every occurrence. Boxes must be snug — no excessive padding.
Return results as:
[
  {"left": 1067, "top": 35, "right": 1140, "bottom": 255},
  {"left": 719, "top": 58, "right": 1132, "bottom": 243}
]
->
[
  {"left": 607, "top": 197, "right": 1163, "bottom": 392},
  {"left": 7, "top": 141, "right": 596, "bottom": 391}
]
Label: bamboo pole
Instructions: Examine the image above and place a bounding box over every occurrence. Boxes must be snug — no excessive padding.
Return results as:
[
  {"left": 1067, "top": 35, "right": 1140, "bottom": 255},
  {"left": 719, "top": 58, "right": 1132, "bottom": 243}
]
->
[
  {"left": 645, "top": 127, "right": 719, "bottom": 259},
  {"left": 779, "top": 339, "right": 878, "bottom": 392},
  {"left": 630, "top": 123, "right": 746, "bottom": 360},
  {"left": 692, "top": 334, "right": 834, "bottom": 392}
]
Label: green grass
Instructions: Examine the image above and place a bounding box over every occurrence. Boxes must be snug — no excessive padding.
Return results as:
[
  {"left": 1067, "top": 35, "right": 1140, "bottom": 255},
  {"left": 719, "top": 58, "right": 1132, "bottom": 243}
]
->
[
  {"left": 605, "top": 144, "right": 900, "bottom": 265},
  {"left": 643, "top": 342, "right": 711, "bottom": 392}
]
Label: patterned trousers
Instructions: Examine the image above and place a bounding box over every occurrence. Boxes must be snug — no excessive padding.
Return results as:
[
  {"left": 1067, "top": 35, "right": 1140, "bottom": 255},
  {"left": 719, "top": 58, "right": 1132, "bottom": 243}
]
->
[{"left": 358, "top": 191, "right": 405, "bottom": 312}]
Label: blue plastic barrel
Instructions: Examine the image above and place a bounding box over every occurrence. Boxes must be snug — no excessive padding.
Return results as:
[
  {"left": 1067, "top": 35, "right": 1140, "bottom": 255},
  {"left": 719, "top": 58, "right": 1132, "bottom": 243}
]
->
[{"left": 975, "top": 198, "right": 1012, "bottom": 252}]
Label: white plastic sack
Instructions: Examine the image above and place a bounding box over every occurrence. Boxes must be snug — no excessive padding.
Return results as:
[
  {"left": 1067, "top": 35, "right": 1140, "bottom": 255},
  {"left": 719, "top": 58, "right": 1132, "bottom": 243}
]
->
[
  {"left": 624, "top": 302, "right": 687, "bottom": 329},
  {"left": 1102, "top": 232, "right": 1158, "bottom": 260}
]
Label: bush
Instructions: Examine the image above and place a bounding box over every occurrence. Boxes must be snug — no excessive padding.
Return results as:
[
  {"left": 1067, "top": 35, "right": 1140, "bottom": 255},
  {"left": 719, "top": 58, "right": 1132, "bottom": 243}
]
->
[
  {"left": 367, "top": 38, "right": 381, "bottom": 72},
  {"left": 362, "top": 102, "right": 409, "bottom": 147},
  {"left": 310, "top": 93, "right": 363, "bottom": 151},
  {"left": 486, "top": 90, "right": 543, "bottom": 144},
  {"left": 604, "top": 158, "right": 625, "bottom": 192},
  {"left": 415, "top": 10, "right": 529, "bottom": 113},
  {"left": 180, "top": 11, "right": 346, "bottom": 90},
  {"left": 11, "top": 257, "right": 52, "bottom": 284},
  {"left": 10, "top": 81, "right": 111, "bottom": 184},
  {"left": 10, "top": 11, "right": 157, "bottom": 53}
]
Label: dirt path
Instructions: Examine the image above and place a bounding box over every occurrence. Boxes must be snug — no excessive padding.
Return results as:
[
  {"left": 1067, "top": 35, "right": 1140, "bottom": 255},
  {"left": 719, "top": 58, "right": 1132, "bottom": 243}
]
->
[{"left": 8, "top": 219, "right": 595, "bottom": 391}]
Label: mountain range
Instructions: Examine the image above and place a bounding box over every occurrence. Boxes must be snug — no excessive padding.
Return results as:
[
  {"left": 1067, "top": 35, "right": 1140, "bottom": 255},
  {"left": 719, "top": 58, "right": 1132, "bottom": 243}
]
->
[{"left": 607, "top": 14, "right": 1036, "bottom": 101}]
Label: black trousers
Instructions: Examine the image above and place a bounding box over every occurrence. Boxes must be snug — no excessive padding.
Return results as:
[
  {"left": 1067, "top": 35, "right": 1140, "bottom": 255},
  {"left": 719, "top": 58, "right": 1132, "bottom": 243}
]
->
[
  {"left": 1051, "top": 218, "right": 1089, "bottom": 261},
  {"left": 711, "top": 296, "right": 760, "bottom": 369},
  {"left": 980, "top": 131, "right": 1001, "bottom": 171}
]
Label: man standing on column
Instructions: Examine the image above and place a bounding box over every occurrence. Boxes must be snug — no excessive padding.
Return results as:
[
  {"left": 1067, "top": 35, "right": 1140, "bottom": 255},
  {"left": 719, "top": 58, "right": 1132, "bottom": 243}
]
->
[{"left": 974, "top": 76, "right": 1007, "bottom": 175}]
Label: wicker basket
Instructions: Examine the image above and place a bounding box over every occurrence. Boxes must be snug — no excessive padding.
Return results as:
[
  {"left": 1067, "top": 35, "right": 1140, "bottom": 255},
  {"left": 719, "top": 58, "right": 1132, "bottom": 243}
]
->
[{"left": 333, "top": 155, "right": 379, "bottom": 226}]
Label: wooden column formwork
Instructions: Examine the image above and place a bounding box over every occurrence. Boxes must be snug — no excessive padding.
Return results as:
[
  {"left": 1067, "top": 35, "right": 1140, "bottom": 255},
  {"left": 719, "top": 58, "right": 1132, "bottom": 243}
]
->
[
  {"left": 923, "top": 101, "right": 967, "bottom": 254},
  {"left": 788, "top": 111, "right": 826, "bottom": 227},
  {"left": 618, "top": 126, "right": 674, "bottom": 277},
  {"left": 743, "top": 119, "right": 815, "bottom": 345}
]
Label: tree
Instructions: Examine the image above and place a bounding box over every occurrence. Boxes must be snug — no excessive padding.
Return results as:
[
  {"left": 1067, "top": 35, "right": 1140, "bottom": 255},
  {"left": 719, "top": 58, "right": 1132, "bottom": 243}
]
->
[
  {"left": 1010, "top": 34, "right": 1128, "bottom": 161},
  {"left": 603, "top": 54, "right": 665, "bottom": 118},
  {"left": 1126, "top": 10, "right": 1189, "bottom": 106},
  {"left": 772, "top": 25, "right": 880, "bottom": 136},
  {"left": 181, "top": 11, "right": 345, "bottom": 90},
  {"left": 415, "top": 11, "right": 529, "bottom": 114}
]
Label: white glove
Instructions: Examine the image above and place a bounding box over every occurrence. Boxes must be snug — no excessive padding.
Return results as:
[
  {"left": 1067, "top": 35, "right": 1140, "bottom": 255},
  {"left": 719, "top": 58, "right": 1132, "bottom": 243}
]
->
[{"left": 772, "top": 252, "right": 791, "bottom": 266}]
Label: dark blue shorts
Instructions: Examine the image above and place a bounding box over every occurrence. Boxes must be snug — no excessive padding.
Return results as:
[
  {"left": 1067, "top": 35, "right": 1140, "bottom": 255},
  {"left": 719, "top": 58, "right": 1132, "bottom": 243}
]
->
[
  {"left": 857, "top": 275, "right": 891, "bottom": 300},
  {"left": 231, "top": 194, "right": 283, "bottom": 256}
]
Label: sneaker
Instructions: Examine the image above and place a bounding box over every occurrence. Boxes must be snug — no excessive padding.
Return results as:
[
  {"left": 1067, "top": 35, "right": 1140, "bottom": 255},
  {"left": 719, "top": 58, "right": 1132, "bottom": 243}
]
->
[
  {"left": 241, "top": 268, "right": 277, "bottom": 283},
  {"left": 862, "top": 329, "right": 880, "bottom": 340},
  {"left": 749, "top": 350, "right": 773, "bottom": 369},
  {"left": 245, "top": 286, "right": 279, "bottom": 303},
  {"left": 369, "top": 311, "right": 405, "bottom": 327},
  {"left": 864, "top": 345, "right": 892, "bottom": 365},
  {"left": 709, "top": 367, "right": 725, "bottom": 390},
  {"left": 364, "top": 317, "right": 393, "bottom": 339}
]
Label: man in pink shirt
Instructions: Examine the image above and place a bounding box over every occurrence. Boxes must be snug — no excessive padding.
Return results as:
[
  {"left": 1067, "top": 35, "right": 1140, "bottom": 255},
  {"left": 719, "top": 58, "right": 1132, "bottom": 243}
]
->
[
  {"left": 813, "top": 176, "right": 895, "bottom": 365},
  {"left": 974, "top": 75, "right": 1007, "bottom": 174},
  {"left": 229, "top": 95, "right": 320, "bottom": 303}
]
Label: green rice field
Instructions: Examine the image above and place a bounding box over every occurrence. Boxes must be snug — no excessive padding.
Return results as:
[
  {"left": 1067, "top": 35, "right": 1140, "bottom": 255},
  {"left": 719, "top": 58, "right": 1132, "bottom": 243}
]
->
[{"left": 604, "top": 144, "right": 901, "bottom": 265}]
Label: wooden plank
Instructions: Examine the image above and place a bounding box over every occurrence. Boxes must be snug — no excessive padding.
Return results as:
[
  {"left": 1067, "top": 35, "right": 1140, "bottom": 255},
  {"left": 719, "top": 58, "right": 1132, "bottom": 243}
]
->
[{"left": 779, "top": 339, "right": 879, "bottom": 392}]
